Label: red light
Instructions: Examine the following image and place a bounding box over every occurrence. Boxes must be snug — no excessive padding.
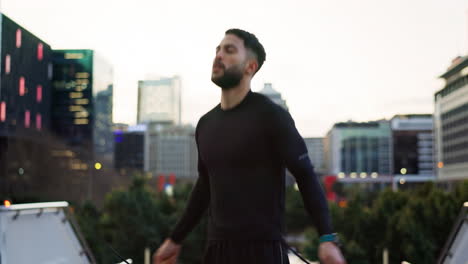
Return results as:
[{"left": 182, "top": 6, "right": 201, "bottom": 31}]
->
[
  {"left": 19, "top": 77, "right": 25, "bottom": 96},
  {"left": 4, "top": 200, "right": 11, "bottom": 207},
  {"left": 25, "top": 110, "right": 30, "bottom": 128},
  {"left": 37, "top": 43, "right": 43, "bottom": 61},
  {"left": 16, "top": 29, "right": 21, "bottom": 48},
  {"left": 169, "top": 174, "right": 176, "bottom": 185},
  {"left": 37, "top": 85, "right": 42, "bottom": 102},
  {"left": 157, "top": 175, "right": 166, "bottom": 192},
  {"left": 5, "top": 54, "right": 11, "bottom": 74},
  {"left": 0, "top": 102, "right": 5, "bottom": 122},
  {"left": 36, "top": 114, "right": 42, "bottom": 130}
]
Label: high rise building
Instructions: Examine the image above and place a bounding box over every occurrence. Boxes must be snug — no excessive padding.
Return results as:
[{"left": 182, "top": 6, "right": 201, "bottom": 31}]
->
[
  {"left": 324, "top": 120, "right": 392, "bottom": 177},
  {"left": 0, "top": 14, "right": 53, "bottom": 196},
  {"left": 259, "top": 83, "right": 288, "bottom": 110},
  {"left": 0, "top": 14, "right": 52, "bottom": 137},
  {"left": 391, "top": 114, "right": 434, "bottom": 176},
  {"left": 434, "top": 55, "right": 468, "bottom": 181},
  {"left": 303, "top": 138, "right": 325, "bottom": 174},
  {"left": 137, "top": 76, "right": 181, "bottom": 125},
  {"left": 145, "top": 124, "right": 197, "bottom": 179},
  {"left": 114, "top": 125, "right": 145, "bottom": 170},
  {"left": 51, "top": 49, "right": 114, "bottom": 157},
  {"left": 114, "top": 123, "right": 198, "bottom": 180}
]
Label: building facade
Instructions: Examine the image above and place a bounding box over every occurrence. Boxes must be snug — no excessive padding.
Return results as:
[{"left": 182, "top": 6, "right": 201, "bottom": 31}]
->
[
  {"left": 434, "top": 55, "right": 468, "bottom": 181},
  {"left": 137, "top": 76, "right": 181, "bottom": 125},
  {"left": 51, "top": 49, "right": 114, "bottom": 157},
  {"left": 0, "top": 14, "right": 52, "bottom": 137},
  {"left": 325, "top": 120, "right": 392, "bottom": 177},
  {"left": 258, "top": 83, "right": 288, "bottom": 110},
  {"left": 114, "top": 126, "right": 145, "bottom": 170},
  {"left": 0, "top": 14, "right": 53, "bottom": 197},
  {"left": 145, "top": 124, "right": 197, "bottom": 179},
  {"left": 391, "top": 114, "right": 434, "bottom": 176},
  {"left": 303, "top": 137, "right": 325, "bottom": 174}
]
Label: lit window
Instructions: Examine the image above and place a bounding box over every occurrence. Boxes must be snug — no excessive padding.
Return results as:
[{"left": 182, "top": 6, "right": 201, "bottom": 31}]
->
[
  {"left": 37, "top": 43, "right": 43, "bottom": 61},
  {"left": 19, "top": 77, "right": 25, "bottom": 96},
  {"left": 5, "top": 55, "right": 11, "bottom": 74},
  {"left": 36, "top": 85, "right": 42, "bottom": 102},
  {"left": 0, "top": 102, "right": 6, "bottom": 122},
  {"left": 16, "top": 29, "right": 22, "bottom": 48},
  {"left": 25, "top": 110, "right": 30, "bottom": 128},
  {"left": 36, "top": 114, "right": 42, "bottom": 130}
]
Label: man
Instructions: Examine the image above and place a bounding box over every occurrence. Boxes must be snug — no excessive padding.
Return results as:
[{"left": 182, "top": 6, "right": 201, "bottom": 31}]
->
[{"left": 153, "top": 29, "right": 346, "bottom": 264}]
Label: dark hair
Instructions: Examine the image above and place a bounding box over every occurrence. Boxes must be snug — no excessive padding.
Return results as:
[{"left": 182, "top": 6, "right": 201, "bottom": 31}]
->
[{"left": 225, "top": 28, "right": 266, "bottom": 73}]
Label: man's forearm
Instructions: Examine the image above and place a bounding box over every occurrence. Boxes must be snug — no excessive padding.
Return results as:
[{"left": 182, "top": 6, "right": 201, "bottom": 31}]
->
[
  {"left": 169, "top": 175, "right": 210, "bottom": 243},
  {"left": 289, "top": 158, "right": 333, "bottom": 236}
]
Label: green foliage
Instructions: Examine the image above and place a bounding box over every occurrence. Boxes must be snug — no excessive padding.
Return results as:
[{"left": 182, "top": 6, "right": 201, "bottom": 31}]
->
[
  {"left": 285, "top": 186, "right": 311, "bottom": 232},
  {"left": 74, "top": 177, "right": 468, "bottom": 264},
  {"left": 75, "top": 176, "right": 207, "bottom": 264},
  {"left": 301, "top": 181, "right": 468, "bottom": 263}
]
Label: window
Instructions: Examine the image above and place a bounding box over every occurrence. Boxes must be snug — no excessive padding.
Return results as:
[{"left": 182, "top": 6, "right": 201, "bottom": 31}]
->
[
  {"left": 25, "top": 110, "right": 30, "bottom": 128},
  {"left": 36, "top": 114, "right": 42, "bottom": 130},
  {"left": 16, "top": 29, "right": 22, "bottom": 48},
  {"left": 48, "top": 63, "right": 53, "bottom": 80},
  {"left": 0, "top": 102, "right": 5, "bottom": 122},
  {"left": 37, "top": 43, "right": 43, "bottom": 61},
  {"left": 19, "top": 77, "right": 25, "bottom": 96},
  {"left": 36, "top": 85, "right": 42, "bottom": 102},
  {"left": 5, "top": 55, "right": 11, "bottom": 74}
]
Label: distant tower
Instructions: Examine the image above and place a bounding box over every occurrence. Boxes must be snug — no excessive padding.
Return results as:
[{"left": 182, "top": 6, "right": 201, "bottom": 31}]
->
[
  {"left": 137, "top": 76, "right": 181, "bottom": 125},
  {"left": 259, "top": 83, "right": 288, "bottom": 111}
]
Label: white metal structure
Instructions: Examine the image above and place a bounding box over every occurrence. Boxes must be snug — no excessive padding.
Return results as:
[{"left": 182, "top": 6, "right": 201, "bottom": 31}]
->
[{"left": 0, "top": 201, "right": 95, "bottom": 264}]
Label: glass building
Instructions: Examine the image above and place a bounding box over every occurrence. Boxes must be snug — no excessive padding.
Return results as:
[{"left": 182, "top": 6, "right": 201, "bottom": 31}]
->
[
  {"left": 0, "top": 14, "right": 52, "bottom": 136},
  {"left": 391, "top": 114, "right": 434, "bottom": 176},
  {"left": 325, "top": 121, "right": 392, "bottom": 177},
  {"left": 0, "top": 14, "right": 53, "bottom": 197},
  {"left": 434, "top": 55, "right": 468, "bottom": 181},
  {"left": 137, "top": 76, "right": 181, "bottom": 125},
  {"left": 51, "top": 50, "right": 113, "bottom": 157}
]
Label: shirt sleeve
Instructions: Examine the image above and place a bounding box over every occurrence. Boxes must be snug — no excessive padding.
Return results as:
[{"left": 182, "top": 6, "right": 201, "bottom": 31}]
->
[
  {"left": 168, "top": 126, "right": 210, "bottom": 243},
  {"left": 272, "top": 108, "right": 334, "bottom": 236}
]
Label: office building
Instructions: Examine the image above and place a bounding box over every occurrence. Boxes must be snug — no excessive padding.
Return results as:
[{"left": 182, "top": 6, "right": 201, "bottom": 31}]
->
[
  {"left": 325, "top": 120, "right": 392, "bottom": 177},
  {"left": 114, "top": 125, "right": 145, "bottom": 170},
  {"left": 51, "top": 49, "right": 114, "bottom": 157},
  {"left": 137, "top": 76, "right": 181, "bottom": 124},
  {"left": 434, "top": 55, "right": 468, "bottom": 180},
  {"left": 391, "top": 114, "right": 434, "bottom": 176},
  {"left": 259, "top": 83, "right": 288, "bottom": 110},
  {"left": 145, "top": 124, "right": 197, "bottom": 179},
  {"left": 0, "top": 14, "right": 53, "bottom": 197},
  {"left": 303, "top": 138, "right": 325, "bottom": 174}
]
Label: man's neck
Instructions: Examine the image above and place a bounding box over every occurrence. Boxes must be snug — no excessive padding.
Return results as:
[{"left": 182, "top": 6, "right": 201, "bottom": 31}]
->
[{"left": 220, "top": 80, "right": 251, "bottom": 110}]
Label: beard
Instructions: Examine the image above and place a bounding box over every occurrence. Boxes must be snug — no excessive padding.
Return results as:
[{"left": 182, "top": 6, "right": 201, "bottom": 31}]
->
[{"left": 211, "top": 63, "right": 244, "bottom": 90}]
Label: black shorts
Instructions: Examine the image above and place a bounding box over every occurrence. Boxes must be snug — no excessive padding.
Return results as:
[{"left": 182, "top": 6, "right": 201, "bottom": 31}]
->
[{"left": 203, "top": 240, "right": 290, "bottom": 264}]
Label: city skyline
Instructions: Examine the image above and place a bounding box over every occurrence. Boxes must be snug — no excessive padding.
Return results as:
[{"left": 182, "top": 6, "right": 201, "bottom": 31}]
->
[{"left": 2, "top": 0, "right": 467, "bottom": 137}]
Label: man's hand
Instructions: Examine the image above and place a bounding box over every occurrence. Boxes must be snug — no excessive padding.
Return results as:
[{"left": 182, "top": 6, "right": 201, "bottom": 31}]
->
[
  {"left": 318, "top": 242, "right": 346, "bottom": 264},
  {"left": 153, "top": 238, "right": 181, "bottom": 264}
]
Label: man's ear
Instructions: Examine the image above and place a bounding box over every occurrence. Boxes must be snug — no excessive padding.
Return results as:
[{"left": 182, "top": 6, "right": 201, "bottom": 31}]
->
[{"left": 245, "top": 58, "right": 258, "bottom": 76}]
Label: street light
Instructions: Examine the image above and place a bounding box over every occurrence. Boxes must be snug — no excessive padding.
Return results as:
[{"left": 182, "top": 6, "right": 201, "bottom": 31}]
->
[{"left": 94, "top": 162, "right": 102, "bottom": 170}]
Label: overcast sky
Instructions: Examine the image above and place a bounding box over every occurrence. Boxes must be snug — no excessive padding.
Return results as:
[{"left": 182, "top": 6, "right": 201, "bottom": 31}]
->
[{"left": 2, "top": 0, "right": 467, "bottom": 137}]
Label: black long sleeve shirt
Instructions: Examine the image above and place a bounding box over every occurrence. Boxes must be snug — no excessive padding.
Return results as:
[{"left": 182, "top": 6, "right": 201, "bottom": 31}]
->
[{"left": 169, "top": 90, "right": 333, "bottom": 243}]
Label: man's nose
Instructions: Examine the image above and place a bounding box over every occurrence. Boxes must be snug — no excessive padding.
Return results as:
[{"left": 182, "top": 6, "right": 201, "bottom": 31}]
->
[{"left": 215, "top": 50, "right": 224, "bottom": 60}]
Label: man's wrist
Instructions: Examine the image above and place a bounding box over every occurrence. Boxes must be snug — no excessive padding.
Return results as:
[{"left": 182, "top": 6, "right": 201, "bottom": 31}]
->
[
  {"left": 319, "top": 233, "right": 341, "bottom": 247},
  {"left": 319, "top": 233, "right": 336, "bottom": 243}
]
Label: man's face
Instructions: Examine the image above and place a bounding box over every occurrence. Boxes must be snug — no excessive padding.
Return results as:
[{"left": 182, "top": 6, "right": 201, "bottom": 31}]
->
[{"left": 211, "top": 34, "right": 249, "bottom": 90}]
